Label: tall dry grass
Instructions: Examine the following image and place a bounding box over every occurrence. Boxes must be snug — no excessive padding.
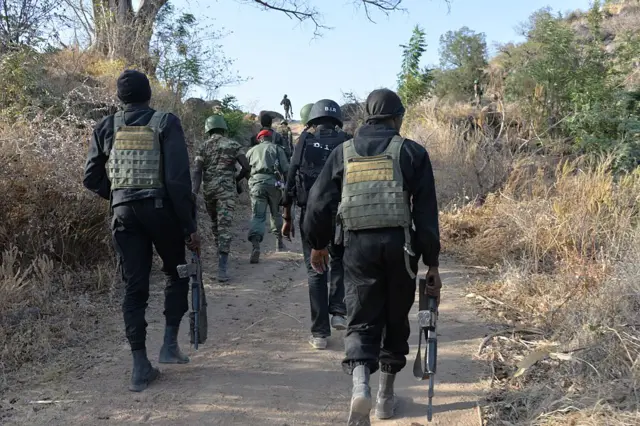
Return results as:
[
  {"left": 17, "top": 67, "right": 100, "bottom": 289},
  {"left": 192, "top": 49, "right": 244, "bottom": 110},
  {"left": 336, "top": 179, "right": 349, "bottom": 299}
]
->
[
  {"left": 403, "top": 98, "right": 516, "bottom": 205},
  {"left": 0, "top": 72, "right": 118, "bottom": 389},
  {"left": 401, "top": 95, "right": 640, "bottom": 424},
  {"left": 441, "top": 157, "right": 640, "bottom": 424}
]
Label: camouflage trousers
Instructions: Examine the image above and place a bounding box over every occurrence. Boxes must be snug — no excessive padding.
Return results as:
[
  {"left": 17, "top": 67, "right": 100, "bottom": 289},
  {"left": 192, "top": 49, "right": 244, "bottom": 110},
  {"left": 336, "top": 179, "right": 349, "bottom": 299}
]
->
[
  {"left": 248, "top": 184, "right": 283, "bottom": 243},
  {"left": 204, "top": 193, "right": 236, "bottom": 254}
]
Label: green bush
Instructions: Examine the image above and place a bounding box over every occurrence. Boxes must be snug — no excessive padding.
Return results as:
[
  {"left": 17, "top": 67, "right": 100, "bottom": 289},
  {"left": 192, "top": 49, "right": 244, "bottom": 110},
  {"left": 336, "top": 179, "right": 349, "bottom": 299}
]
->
[{"left": 0, "top": 47, "right": 46, "bottom": 113}]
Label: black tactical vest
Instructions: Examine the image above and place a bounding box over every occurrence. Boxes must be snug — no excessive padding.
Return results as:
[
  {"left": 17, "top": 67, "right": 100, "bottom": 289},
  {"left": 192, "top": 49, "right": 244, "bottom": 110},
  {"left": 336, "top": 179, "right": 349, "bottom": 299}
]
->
[{"left": 296, "top": 127, "right": 348, "bottom": 206}]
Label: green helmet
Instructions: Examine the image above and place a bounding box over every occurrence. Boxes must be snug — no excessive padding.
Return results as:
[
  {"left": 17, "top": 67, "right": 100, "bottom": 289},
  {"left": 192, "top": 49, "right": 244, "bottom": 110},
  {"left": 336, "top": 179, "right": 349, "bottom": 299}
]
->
[
  {"left": 205, "top": 115, "right": 228, "bottom": 133},
  {"left": 300, "top": 103, "right": 314, "bottom": 125}
]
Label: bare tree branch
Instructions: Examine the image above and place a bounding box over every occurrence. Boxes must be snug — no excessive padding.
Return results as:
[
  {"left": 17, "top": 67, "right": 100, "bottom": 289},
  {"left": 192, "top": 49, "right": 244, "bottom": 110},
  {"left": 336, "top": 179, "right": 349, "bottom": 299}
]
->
[
  {"left": 241, "top": 0, "right": 410, "bottom": 35},
  {"left": 358, "top": 0, "right": 404, "bottom": 23},
  {"left": 245, "top": 0, "right": 326, "bottom": 36}
]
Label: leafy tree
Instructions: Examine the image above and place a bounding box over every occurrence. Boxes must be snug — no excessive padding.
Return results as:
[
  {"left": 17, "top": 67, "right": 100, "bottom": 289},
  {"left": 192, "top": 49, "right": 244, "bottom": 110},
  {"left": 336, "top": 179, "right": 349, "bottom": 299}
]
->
[
  {"left": 219, "top": 95, "right": 250, "bottom": 139},
  {"left": 151, "top": 3, "right": 240, "bottom": 103},
  {"left": 499, "top": 3, "right": 640, "bottom": 169},
  {"left": 0, "top": 0, "right": 59, "bottom": 52},
  {"left": 84, "top": 0, "right": 407, "bottom": 71},
  {"left": 397, "top": 25, "right": 433, "bottom": 106},
  {"left": 434, "top": 26, "right": 488, "bottom": 99}
]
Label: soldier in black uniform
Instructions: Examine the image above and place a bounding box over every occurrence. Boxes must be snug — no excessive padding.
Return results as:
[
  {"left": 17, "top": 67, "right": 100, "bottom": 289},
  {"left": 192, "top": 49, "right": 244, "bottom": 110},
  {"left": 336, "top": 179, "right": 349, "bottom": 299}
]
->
[
  {"left": 83, "top": 70, "right": 200, "bottom": 392},
  {"left": 281, "top": 99, "right": 351, "bottom": 350},
  {"left": 302, "top": 88, "right": 442, "bottom": 425}
]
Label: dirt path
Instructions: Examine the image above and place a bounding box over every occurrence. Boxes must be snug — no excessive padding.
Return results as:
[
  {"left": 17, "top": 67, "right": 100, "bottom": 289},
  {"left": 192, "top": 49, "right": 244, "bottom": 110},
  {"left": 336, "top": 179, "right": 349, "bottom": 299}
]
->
[{"left": 2, "top": 219, "right": 490, "bottom": 426}]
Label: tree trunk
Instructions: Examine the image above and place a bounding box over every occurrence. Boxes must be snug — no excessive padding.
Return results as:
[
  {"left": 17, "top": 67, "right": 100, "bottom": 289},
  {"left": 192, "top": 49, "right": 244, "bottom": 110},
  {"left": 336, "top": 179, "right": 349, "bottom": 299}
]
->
[{"left": 92, "top": 0, "right": 166, "bottom": 74}]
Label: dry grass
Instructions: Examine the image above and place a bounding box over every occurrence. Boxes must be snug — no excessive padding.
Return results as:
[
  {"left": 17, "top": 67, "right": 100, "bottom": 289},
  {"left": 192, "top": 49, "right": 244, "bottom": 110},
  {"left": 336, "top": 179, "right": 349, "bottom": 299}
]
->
[
  {"left": 441, "top": 159, "right": 640, "bottom": 424},
  {"left": 401, "top": 92, "right": 640, "bottom": 424},
  {"left": 403, "top": 98, "right": 516, "bottom": 206},
  {"left": 0, "top": 58, "right": 119, "bottom": 390}
]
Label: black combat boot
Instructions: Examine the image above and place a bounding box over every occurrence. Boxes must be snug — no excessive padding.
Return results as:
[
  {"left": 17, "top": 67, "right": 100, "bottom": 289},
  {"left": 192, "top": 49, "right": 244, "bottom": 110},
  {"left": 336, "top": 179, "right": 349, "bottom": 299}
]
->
[
  {"left": 250, "top": 237, "right": 260, "bottom": 264},
  {"left": 276, "top": 236, "right": 286, "bottom": 252},
  {"left": 375, "top": 372, "right": 397, "bottom": 419},
  {"left": 218, "top": 252, "right": 230, "bottom": 283},
  {"left": 129, "top": 349, "right": 160, "bottom": 392},
  {"left": 158, "top": 325, "right": 190, "bottom": 364},
  {"left": 348, "top": 365, "right": 372, "bottom": 426}
]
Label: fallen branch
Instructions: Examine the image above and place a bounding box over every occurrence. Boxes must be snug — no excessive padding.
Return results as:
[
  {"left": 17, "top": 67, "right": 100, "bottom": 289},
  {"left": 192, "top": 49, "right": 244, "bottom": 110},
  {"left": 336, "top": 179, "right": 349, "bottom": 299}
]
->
[
  {"left": 478, "top": 328, "right": 546, "bottom": 356},
  {"left": 244, "top": 316, "right": 274, "bottom": 331},
  {"left": 275, "top": 310, "right": 303, "bottom": 324}
]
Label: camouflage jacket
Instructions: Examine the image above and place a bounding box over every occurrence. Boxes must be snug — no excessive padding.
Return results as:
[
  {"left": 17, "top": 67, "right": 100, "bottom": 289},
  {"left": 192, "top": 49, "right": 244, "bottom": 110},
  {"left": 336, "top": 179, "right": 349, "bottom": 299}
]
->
[
  {"left": 277, "top": 124, "right": 294, "bottom": 156},
  {"left": 195, "top": 134, "right": 244, "bottom": 197}
]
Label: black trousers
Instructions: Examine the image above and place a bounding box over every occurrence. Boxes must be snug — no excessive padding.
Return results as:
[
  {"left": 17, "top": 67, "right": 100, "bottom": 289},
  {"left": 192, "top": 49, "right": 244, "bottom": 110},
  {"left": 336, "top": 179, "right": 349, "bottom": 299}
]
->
[
  {"left": 342, "top": 228, "right": 418, "bottom": 375},
  {"left": 299, "top": 208, "right": 346, "bottom": 337},
  {"left": 112, "top": 198, "right": 189, "bottom": 351}
]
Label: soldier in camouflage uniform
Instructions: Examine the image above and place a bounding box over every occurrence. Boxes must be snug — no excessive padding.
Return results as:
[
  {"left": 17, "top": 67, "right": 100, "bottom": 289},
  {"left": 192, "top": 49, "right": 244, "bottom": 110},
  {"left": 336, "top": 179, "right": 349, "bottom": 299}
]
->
[
  {"left": 192, "top": 115, "right": 250, "bottom": 282},
  {"left": 277, "top": 120, "right": 294, "bottom": 159},
  {"left": 300, "top": 103, "right": 314, "bottom": 132}
]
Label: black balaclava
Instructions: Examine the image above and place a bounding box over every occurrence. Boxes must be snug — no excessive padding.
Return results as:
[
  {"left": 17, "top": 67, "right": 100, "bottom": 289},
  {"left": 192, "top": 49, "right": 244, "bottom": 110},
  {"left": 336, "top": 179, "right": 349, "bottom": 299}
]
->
[
  {"left": 117, "top": 70, "right": 152, "bottom": 104},
  {"left": 365, "top": 88, "right": 406, "bottom": 123}
]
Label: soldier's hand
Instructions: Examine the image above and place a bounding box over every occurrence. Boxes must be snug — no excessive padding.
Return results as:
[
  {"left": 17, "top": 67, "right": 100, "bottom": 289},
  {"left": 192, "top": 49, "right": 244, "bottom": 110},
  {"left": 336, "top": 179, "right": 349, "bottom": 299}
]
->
[
  {"left": 186, "top": 232, "right": 201, "bottom": 255},
  {"left": 425, "top": 266, "right": 442, "bottom": 305},
  {"left": 310, "top": 248, "right": 329, "bottom": 274},
  {"left": 282, "top": 219, "right": 292, "bottom": 241}
]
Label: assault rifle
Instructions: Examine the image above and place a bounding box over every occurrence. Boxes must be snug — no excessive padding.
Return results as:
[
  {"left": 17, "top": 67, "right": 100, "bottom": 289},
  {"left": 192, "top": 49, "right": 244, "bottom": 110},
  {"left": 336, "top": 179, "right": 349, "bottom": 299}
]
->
[
  {"left": 177, "top": 247, "right": 208, "bottom": 350},
  {"left": 176, "top": 200, "right": 208, "bottom": 349},
  {"left": 413, "top": 277, "right": 439, "bottom": 422}
]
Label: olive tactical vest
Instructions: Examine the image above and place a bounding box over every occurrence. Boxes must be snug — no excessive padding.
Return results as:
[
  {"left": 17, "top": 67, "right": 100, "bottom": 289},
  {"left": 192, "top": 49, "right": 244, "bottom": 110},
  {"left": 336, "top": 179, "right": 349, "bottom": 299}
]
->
[
  {"left": 339, "top": 135, "right": 416, "bottom": 278},
  {"left": 107, "top": 111, "right": 165, "bottom": 190}
]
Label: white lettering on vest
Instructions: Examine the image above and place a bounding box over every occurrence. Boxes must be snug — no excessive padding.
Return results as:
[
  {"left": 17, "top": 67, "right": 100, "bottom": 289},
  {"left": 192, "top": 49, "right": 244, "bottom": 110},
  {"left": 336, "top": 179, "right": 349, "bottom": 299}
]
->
[{"left": 312, "top": 142, "right": 331, "bottom": 151}]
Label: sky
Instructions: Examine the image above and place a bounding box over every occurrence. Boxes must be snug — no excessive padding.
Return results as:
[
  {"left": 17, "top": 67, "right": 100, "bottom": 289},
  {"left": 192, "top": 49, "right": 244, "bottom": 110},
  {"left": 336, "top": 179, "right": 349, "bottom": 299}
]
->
[{"left": 165, "top": 0, "right": 594, "bottom": 114}]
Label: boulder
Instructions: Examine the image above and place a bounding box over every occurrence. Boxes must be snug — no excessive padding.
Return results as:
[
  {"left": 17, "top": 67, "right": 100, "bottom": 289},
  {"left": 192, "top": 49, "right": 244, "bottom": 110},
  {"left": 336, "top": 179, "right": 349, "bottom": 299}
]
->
[
  {"left": 184, "top": 98, "right": 222, "bottom": 114},
  {"left": 259, "top": 110, "right": 284, "bottom": 121},
  {"left": 184, "top": 97, "right": 207, "bottom": 111}
]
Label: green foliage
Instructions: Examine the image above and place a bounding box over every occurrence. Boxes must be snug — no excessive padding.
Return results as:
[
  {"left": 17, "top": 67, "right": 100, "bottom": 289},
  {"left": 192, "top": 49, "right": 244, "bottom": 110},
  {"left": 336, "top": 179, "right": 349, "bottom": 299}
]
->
[
  {"left": 497, "top": 3, "right": 640, "bottom": 170},
  {"left": 0, "top": 47, "right": 45, "bottom": 113},
  {"left": 434, "top": 27, "right": 488, "bottom": 99},
  {"left": 152, "top": 2, "right": 240, "bottom": 100},
  {"left": 219, "top": 95, "right": 250, "bottom": 139},
  {"left": 397, "top": 25, "right": 434, "bottom": 106},
  {"left": 0, "top": 0, "right": 58, "bottom": 52}
]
